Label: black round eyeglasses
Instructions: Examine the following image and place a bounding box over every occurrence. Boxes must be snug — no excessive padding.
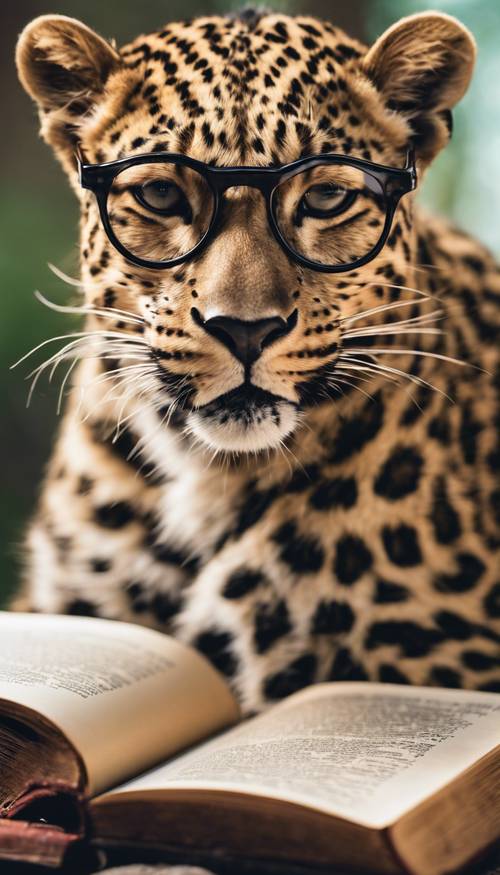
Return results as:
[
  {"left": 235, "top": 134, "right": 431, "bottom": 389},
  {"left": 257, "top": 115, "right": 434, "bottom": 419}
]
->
[{"left": 78, "top": 148, "right": 416, "bottom": 273}]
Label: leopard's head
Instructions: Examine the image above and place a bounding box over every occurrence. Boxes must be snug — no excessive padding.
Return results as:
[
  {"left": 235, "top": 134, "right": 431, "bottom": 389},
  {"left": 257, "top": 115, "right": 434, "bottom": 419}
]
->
[{"left": 17, "top": 9, "right": 475, "bottom": 453}]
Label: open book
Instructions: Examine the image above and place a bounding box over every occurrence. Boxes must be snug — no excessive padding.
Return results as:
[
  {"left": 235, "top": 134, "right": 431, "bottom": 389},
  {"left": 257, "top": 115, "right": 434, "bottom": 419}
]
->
[{"left": 0, "top": 612, "right": 498, "bottom": 874}]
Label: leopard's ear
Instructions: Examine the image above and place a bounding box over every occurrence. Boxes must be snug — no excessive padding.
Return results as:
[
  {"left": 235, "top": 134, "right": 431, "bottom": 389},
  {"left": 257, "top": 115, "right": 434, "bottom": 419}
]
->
[
  {"left": 363, "top": 12, "right": 476, "bottom": 163},
  {"left": 16, "top": 15, "right": 121, "bottom": 174}
]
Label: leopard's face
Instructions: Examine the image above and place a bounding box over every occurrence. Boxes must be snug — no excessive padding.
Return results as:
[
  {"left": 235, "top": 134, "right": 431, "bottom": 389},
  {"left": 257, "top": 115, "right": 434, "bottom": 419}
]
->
[{"left": 17, "top": 10, "right": 475, "bottom": 453}]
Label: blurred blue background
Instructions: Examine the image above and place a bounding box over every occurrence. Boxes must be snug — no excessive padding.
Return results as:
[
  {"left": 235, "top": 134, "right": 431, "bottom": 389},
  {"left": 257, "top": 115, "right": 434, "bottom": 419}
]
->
[{"left": 1, "top": 0, "right": 499, "bottom": 605}]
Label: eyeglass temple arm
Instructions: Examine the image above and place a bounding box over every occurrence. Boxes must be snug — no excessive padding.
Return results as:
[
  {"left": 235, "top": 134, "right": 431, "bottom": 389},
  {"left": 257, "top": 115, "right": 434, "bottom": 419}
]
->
[
  {"left": 405, "top": 147, "right": 417, "bottom": 190},
  {"left": 75, "top": 147, "right": 104, "bottom": 190},
  {"left": 75, "top": 146, "right": 86, "bottom": 186}
]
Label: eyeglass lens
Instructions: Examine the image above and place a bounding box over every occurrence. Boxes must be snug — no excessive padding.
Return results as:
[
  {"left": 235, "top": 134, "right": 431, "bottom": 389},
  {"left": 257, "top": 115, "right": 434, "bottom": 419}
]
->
[
  {"left": 272, "top": 164, "right": 387, "bottom": 267},
  {"left": 107, "top": 162, "right": 215, "bottom": 263}
]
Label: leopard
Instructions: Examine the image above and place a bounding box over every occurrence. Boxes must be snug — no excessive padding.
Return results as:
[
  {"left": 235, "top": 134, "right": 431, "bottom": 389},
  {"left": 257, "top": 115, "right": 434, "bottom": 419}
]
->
[{"left": 14, "top": 6, "right": 500, "bottom": 719}]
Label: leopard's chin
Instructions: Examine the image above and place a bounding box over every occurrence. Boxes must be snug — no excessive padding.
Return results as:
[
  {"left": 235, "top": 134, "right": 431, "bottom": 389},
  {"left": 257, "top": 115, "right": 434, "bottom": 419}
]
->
[{"left": 186, "top": 385, "right": 299, "bottom": 453}]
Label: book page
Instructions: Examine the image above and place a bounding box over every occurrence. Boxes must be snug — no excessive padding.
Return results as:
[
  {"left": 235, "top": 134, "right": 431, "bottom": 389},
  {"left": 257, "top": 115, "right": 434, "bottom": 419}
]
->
[
  {"left": 0, "top": 612, "right": 239, "bottom": 795},
  {"left": 101, "top": 683, "right": 499, "bottom": 828}
]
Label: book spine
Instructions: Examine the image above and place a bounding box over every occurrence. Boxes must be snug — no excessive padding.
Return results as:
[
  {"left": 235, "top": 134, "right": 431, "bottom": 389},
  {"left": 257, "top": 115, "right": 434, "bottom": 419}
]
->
[
  {"left": 0, "top": 819, "right": 81, "bottom": 868},
  {"left": 0, "top": 781, "right": 90, "bottom": 868}
]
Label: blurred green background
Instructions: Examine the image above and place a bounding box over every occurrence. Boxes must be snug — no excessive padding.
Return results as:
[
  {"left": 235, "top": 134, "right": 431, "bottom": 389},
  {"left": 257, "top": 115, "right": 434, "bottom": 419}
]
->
[{"left": 1, "top": 0, "right": 499, "bottom": 606}]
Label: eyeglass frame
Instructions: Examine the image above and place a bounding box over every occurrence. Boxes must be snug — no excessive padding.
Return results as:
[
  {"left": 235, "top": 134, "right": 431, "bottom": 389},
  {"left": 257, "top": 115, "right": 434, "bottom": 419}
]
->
[{"left": 77, "top": 147, "right": 417, "bottom": 273}]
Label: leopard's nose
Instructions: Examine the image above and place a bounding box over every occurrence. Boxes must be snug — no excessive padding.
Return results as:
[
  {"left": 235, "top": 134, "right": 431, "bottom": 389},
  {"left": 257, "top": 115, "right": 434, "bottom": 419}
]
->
[{"left": 192, "top": 308, "right": 297, "bottom": 366}]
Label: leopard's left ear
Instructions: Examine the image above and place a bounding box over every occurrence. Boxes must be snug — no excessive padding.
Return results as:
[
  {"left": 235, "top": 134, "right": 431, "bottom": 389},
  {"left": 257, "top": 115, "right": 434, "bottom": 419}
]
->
[
  {"left": 16, "top": 15, "right": 121, "bottom": 175},
  {"left": 363, "top": 12, "right": 476, "bottom": 163}
]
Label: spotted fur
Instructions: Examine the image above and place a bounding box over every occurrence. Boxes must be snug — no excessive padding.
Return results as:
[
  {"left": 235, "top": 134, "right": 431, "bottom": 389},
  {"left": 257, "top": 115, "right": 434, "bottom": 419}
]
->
[{"left": 14, "top": 9, "right": 500, "bottom": 713}]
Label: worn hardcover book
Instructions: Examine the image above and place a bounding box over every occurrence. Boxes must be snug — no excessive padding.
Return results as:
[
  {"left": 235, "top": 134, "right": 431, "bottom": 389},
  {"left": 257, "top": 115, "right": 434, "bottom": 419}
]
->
[{"left": 0, "top": 612, "right": 498, "bottom": 875}]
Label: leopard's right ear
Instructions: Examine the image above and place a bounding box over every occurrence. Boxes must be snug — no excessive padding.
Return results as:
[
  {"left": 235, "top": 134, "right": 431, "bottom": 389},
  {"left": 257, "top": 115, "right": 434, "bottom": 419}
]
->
[{"left": 16, "top": 15, "right": 121, "bottom": 174}]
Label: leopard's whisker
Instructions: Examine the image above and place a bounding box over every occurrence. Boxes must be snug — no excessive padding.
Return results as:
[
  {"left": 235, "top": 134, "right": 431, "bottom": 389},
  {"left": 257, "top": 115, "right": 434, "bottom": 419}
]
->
[
  {"left": 343, "top": 309, "right": 444, "bottom": 332},
  {"left": 276, "top": 435, "right": 305, "bottom": 473},
  {"left": 412, "top": 260, "right": 444, "bottom": 274},
  {"left": 110, "top": 373, "right": 161, "bottom": 440},
  {"left": 160, "top": 392, "right": 187, "bottom": 431},
  {"left": 25, "top": 337, "right": 150, "bottom": 380},
  {"left": 47, "top": 349, "right": 81, "bottom": 388},
  {"left": 208, "top": 443, "right": 223, "bottom": 469},
  {"left": 111, "top": 400, "right": 153, "bottom": 442},
  {"left": 339, "top": 359, "right": 401, "bottom": 384},
  {"left": 25, "top": 342, "right": 88, "bottom": 407},
  {"left": 350, "top": 276, "right": 449, "bottom": 308},
  {"left": 47, "top": 262, "right": 83, "bottom": 288},
  {"left": 327, "top": 375, "right": 377, "bottom": 402},
  {"left": 344, "top": 323, "right": 442, "bottom": 338},
  {"left": 11, "top": 329, "right": 148, "bottom": 371},
  {"left": 325, "top": 379, "right": 344, "bottom": 396},
  {"left": 12, "top": 332, "right": 108, "bottom": 370},
  {"left": 334, "top": 362, "right": 413, "bottom": 393},
  {"left": 342, "top": 347, "right": 470, "bottom": 368},
  {"left": 35, "top": 290, "right": 145, "bottom": 326},
  {"left": 25, "top": 341, "right": 148, "bottom": 394},
  {"left": 275, "top": 438, "right": 296, "bottom": 476},
  {"left": 342, "top": 310, "right": 445, "bottom": 335},
  {"left": 79, "top": 364, "right": 158, "bottom": 421},
  {"left": 94, "top": 353, "right": 152, "bottom": 363},
  {"left": 113, "top": 392, "right": 136, "bottom": 440},
  {"left": 143, "top": 393, "right": 182, "bottom": 459},
  {"left": 57, "top": 358, "right": 79, "bottom": 415},
  {"left": 343, "top": 327, "right": 443, "bottom": 340},
  {"left": 365, "top": 280, "right": 433, "bottom": 298},
  {"left": 128, "top": 385, "right": 189, "bottom": 461},
  {"left": 26, "top": 348, "right": 82, "bottom": 406},
  {"left": 96, "top": 365, "right": 154, "bottom": 420},
  {"left": 343, "top": 321, "right": 443, "bottom": 340},
  {"left": 88, "top": 363, "right": 158, "bottom": 388},
  {"left": 340, "top": 297, "right": 432, "bottom": 326},
  {"left": 338, "top": 357, "right": 453, "bottom": 400},
  {"left": 47, "top": 340, "right": 149, "bottom": 382},
  {"left": 78, "top": 367, "right": 154, "bottom": 415},
  {"left": 155, "top": 398, "right": 179, "bottom": 432},
  {"left": 46, "top": 264, "right": 148, "bottom": 321},
  {"left": 332, "top": 368, "right": 377, "bottom": 385},
  {"left": 53, "top": 354, "right": 153, "bottom": 404}
]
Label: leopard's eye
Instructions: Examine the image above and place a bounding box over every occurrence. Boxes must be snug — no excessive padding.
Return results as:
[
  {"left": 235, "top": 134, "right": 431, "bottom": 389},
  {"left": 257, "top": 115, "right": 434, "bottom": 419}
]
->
[
  {"left": 300, "top": 184, "right": 357, "bottom": 218},
  {"left": 134, "top": 180, "right": 186, "bottom": 214}
]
